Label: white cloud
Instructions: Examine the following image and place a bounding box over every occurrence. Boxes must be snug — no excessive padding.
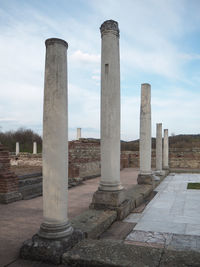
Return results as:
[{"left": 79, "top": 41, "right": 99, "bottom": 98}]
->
[
  {"left": 0, "top": 0, "right": 200, "bottom": 141},
  {"left": 70, "top": 50, "right": 100, "bottom": 64},
  {"left": 68, "top": 83, "right": 100, "bottom": 139},
  {"left": 92, "top": 75, "right": 100, "bottom": 81}
]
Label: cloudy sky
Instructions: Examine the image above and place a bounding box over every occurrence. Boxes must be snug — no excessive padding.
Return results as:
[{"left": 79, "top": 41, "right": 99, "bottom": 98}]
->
[{"left": 0, "top": 0, "right": 200, "bottom": 140}]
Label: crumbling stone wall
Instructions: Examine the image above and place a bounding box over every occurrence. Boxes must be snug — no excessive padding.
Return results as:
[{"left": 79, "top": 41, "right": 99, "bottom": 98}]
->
[
  {"left": 9, "top": 141, "right": 200, "bottom": 180},
  {"left": 122, "top": 148, "right": 200, "bottom": 169},
  {"left": 0, "top": 144, "right": 21, "bottom": 203},
  {"left": 10, "top": 153, "right": 42, "bottom": 167},
  {"left": 69, "top": 139, "right": 101, "bottom": 179},
  {"left": 169, "top": 148, "right": 200, "bottom": 169}
]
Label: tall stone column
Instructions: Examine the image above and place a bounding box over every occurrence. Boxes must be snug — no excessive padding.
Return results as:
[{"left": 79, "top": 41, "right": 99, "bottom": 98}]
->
[
  {"left": 77, "top": 128, "right": 81, "bottom": 140},
  {"left": 16, "top": 142, "right": 19, "bottom": 155},
  {"left": 156, "top": 123, "right": 163, "bottom": 173},
  {"left": 33, "top": 142, "right": 37, "bottom": 154},
  {"left": 137, "top": 83, "right": 153, "bottom": 184},
  {"left": 163, "top": 129, "right": 169, "bottom": 169},
  {"left": 20, "top": 38, "right": 83, "bottom": 264},
  {"left": 91, "top": 20, "right": 125, "bottom": 209}
]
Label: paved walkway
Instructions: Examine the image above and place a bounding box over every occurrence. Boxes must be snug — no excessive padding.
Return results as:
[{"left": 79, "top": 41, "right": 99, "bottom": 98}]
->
[
  {"left": 125, "top": 173, "right": 200, "bottom": 243},
  {"left": 0, "top": 168, "right": 138, "bottom": 267}
]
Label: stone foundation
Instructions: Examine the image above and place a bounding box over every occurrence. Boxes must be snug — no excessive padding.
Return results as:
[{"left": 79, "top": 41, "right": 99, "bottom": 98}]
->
[
  {"left": 20, "top": 229, "right": 84, "bottom": 265},
  {"left": 137, "top": 174, "right": 154, "bottom": 185},
  {"left": 90, "top": 189, "right": 126, "bottom": 209}
]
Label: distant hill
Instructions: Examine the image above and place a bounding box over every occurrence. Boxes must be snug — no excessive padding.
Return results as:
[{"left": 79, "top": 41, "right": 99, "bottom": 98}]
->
[{"left": 121, "top": 134, "right": 200, "bottom": 151}]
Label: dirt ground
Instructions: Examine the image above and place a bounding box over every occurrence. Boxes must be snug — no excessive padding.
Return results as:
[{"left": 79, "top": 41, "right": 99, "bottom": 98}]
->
[{"left": 0, "top": 168, "right": 139, "bottom": 267}]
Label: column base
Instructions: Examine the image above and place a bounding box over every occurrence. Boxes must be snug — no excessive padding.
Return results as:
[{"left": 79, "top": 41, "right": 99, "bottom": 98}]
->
[
  {"left": 98, "top": 182, "right": 123, "bottom": 192},
  {"left": 90, "top": 189, "right": 125, "bottom": 209},
  {"left": 154, "top": 170, "right": 166, "bottom": 176},
  {"left": 20, "top": 229, "right": 84, "bottom": 265},
  {"left": 137, "top": 173, "right": 153, "bottom": 185},
  {"left": 38, "top": 221, "right": 73, "bottom": 239},
  {"left": 163, "top": 166, "right": 169, "bottom": 170}
]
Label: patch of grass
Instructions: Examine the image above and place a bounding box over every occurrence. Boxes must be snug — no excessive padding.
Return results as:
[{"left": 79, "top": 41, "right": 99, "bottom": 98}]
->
[{"left": 187, "top": 183, "right": 200, "bottom": 190}]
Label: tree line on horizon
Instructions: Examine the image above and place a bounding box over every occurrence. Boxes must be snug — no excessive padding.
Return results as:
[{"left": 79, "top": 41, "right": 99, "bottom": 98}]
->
[
  {"left": 0, "top": 128, "right": 199, "bottom": 153},
  {"left": 121, "top": 134, "right": 200, "bottom": 151},
  {"left": 0, "top": 128, "right": 42, "bottom": 153}
]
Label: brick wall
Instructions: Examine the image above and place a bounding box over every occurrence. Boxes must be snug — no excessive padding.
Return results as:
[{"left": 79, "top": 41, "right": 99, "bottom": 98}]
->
[
  {"left": 0, "top": 144, "right": 21, "bottom": 203},
  {"left": 68, "top": 139, "right": 101, "bottom": 179}
]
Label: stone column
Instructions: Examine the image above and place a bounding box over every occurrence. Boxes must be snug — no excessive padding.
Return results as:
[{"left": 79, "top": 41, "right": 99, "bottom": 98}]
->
[
  {"left": 163, "top": 129, "right": 169, "bottom": 169},
  {"left": 33, "top": 142, "right": 37, "bottom": 154},
  {"left": 137, "top": 83, "right": 153, "bottom": 184},
  {"left": 20, "top": 38, "right": 83, "bottom": 264},
  {"left": 91, "top": 20, "right": 124, "bottom": 209},
  {"left": 16, "top": 142, "right": 19, "bottom": 155},
  {"left": 156, "top": 123, "right": 163, "bottom": 173},
  {"left": 77, "top": 128, "right": 81, "bottom": 140}
]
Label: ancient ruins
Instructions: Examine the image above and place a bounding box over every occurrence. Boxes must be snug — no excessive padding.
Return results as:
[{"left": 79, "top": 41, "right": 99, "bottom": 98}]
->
[{"left": 1, "top": 19, "right": 200, "bottom": 267}]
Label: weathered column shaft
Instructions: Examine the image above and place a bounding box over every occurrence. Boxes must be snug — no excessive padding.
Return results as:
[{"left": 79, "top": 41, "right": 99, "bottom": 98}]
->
[
  {"left": 16, "top": 142, "right": 19, "bottom": 155},
  {"left": 139, "top": 83, "right": 152, "bottom": 175},
  {"left": 99, "top": 20, "right": 122, "bottom": 192},
  {"left": 163, "top": 129, "right": 169, "bottom": 169},
  {"left": 77, "top": 128, "right": 81, "bottom": 140},
  {"left": 20, "top": 38, "right": 83, "bottom": 264},
  {"left": 33, "top": 142, "right": 37, "bottom": 154},
  {"left": 39, "top": 38, "right": 72, "bottom": 239},
  {"left": 156, "top": 123, "right": 162, "bottom": 171}
]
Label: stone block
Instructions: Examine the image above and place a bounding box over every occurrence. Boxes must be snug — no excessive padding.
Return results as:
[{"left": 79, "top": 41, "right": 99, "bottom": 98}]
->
[
  {"left": 116, "top": 199, "right": 135, "bottom": 220},
  {"left": 91, "top": 189, "right": 125, "bottom": 208},
  {"left": 19, "top": 182, "right": 42, "bottom": 200},
  {"left": 137, "top": 174, "right": 154, "bottom": 185},
  {"left": 62, "top": 239, "right": 163, "bottom": 267},
  {"left": 100, "top": 221, "right": 136, "bottom": 240},
  {"left": 71, "top": 209, "right": 117, "bottom": 239},
  {"left": 0, "top": 191, "right": 22, "bottom": 204},
  {"left": 160, "top": 248, "right": 200, "bottom": 267},
  {"left": 20, "top": 229, "right": 84, "bottom": 265}
]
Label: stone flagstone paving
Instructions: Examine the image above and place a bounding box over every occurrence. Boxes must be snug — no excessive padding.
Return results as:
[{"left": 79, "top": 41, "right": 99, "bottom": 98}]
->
[{"left": 125, "top": 173, "right": 200, "bottom": 245}]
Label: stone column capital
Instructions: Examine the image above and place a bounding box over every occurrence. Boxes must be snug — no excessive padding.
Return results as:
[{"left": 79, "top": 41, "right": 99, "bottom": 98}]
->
[
  {"left": 100, "top": 20, "right": 119, "bottom": 37},
  {"left": 45, "top": 38, "right": 68, "bottom": 48}
]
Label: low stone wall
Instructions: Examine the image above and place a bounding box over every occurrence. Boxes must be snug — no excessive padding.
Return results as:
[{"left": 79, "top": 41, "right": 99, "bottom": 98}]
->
[
  {"left": 10, "top": 153, "right": 42, "bottom": 167},
  {"left": 169, "top": 148, "right": 200, "bottom": 169},
  {"left": 0, "top": 145, "right": 22, "bottom": 203},
  {"left": 121, "top": 148, "right": 200, "bottom": 169},
  {"left": 10, "top": 143, "right": 200, "bottom": 178}
]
